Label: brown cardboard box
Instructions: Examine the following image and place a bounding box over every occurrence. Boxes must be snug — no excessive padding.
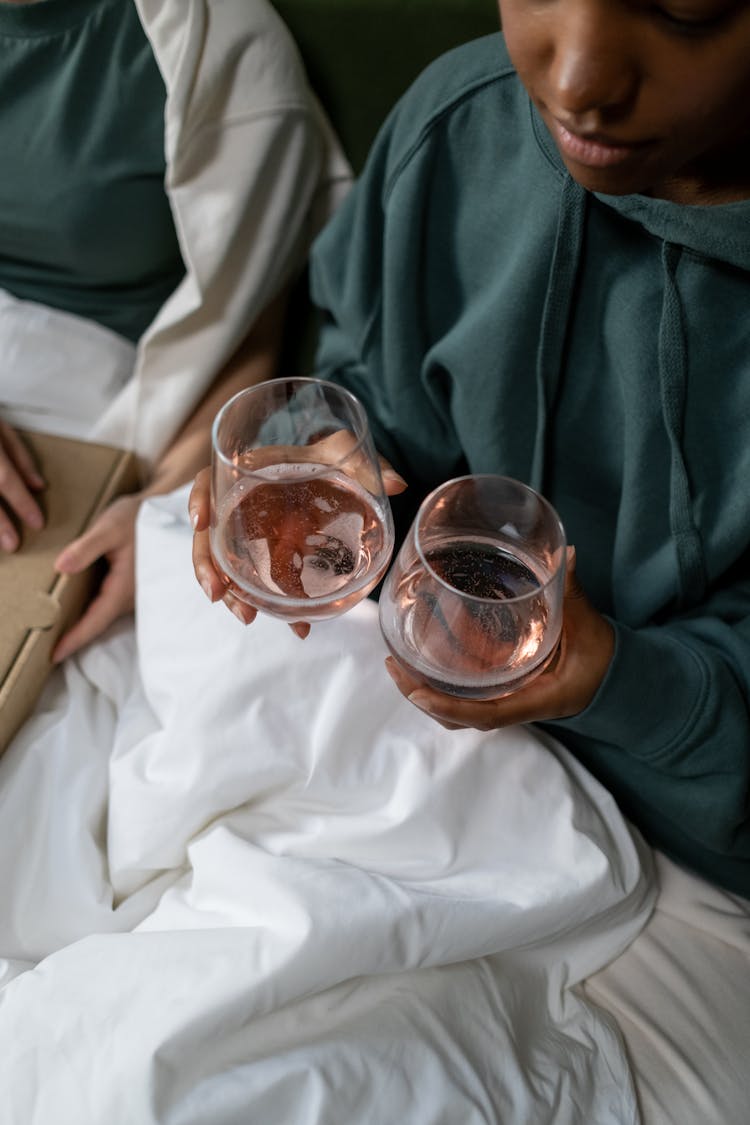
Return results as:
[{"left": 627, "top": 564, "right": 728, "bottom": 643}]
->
[{"left": 0, "top": 431, "right": 139, "bottom": 753}]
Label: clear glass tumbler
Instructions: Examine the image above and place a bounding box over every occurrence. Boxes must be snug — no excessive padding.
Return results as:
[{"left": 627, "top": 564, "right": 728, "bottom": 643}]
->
[
  {"left": 210, "top": 377, "right": 395, "bottom": 624},
  {"left": 379, "top": 475, "right": 566, "bottom": 699}
]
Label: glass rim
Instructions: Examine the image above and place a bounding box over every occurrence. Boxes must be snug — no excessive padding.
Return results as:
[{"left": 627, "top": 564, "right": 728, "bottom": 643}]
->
[
  {"left": 211, "top": 377, "right": 374, "bottom": 476},
  {"left": 413, "top": 474, "right": 567, "bottom": 604}
]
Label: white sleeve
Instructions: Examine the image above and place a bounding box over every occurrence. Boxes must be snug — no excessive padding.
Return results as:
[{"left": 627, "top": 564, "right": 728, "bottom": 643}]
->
[{"left": 92, "top": 0, "right": 351, "bottom": 463}]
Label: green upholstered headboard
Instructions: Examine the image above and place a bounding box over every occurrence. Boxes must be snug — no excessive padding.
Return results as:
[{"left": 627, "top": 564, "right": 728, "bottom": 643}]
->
[
  {"left": 270, "top": 0, "right": 501, "bottom": 370},
  {"left": 272, "top": 0, "right": 501, "bottom": 173}
]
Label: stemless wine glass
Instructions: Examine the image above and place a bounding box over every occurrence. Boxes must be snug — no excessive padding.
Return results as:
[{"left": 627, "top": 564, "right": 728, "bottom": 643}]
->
[
  {"left": 379, "top": 475, "right": 567, "bottom": 699},
  {"left": 209, "top": 377, "right": 395, "bottom": 624}
]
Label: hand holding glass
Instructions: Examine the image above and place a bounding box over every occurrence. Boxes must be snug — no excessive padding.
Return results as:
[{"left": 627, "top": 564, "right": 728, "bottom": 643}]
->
[
  {"left": 379, "top": 475, "right": 566, "bottom": 699},
  {"left": 210, "top": 378, "right": 394, "bottom": 624}
]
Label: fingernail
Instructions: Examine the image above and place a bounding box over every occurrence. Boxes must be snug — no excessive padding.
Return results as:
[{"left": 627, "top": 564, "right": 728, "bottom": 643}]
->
[
  {"left": 200, "top": 579, "right": 214, "bottom": 602},
  {"left": 229, "top": 601, "right": 249, "bottom": 624},
  {"left": 190, "top": 510, "right": 199, "bottom": 529},
  {"left": 407, "top": 691, "right": 431, "bottom": 714},
  {"left": 27, "top": 510, "right": 44, "bottom": 530},
  {"left": 0, "top": 532, "right": 17, "bottom": 551},
  {"left": 384, "top": 658, "right": 411, "bottom": 692}
]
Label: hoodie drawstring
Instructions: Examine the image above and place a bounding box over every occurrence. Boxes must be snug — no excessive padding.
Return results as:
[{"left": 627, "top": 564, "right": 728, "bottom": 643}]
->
[
  {"left": 658, "top": 241, "right": 707, "bottom": 607},
  {"left": 532, "top": 179, "right": 706, "bottom": 609},
  {"left": 531, "top": 175, "right": 587, "bottom": 492}
]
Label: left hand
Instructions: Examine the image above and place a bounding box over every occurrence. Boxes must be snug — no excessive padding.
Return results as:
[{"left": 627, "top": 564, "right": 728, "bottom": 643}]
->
[
  {"left": 385, "top": 547, "right": 615, "bottom": 730},
  {"left": 189, "top": 442, "right": 408, "bottom": 637},
  {"left": 51, "top": 492, "right": 143, "bottom": 663}
]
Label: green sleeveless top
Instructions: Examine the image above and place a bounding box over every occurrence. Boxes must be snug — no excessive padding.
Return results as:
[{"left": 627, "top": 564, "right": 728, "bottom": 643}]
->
[{"left": 0, "top": 0, "right": 185, "bottom": 342}]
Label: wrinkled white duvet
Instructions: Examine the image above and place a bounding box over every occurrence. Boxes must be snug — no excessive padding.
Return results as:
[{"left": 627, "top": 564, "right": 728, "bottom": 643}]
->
[{"left": 0, "top": 487, "right": 655, "bottom": 1124}]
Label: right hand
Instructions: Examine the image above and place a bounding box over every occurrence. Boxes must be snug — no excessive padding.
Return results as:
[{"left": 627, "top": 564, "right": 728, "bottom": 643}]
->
[
  {"left": 189, "top": 448, "right": 407, "bottom": 637},
  {"left": 0, "top": 421, "right": 46, "bottom": 551}
]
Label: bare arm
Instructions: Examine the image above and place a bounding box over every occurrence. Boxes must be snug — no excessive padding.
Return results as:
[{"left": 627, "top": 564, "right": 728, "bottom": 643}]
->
[
  {"left": 52, "top": 287, "right": 289, "bottom": 662},
  {"left": 141, "top": 287, "right": 290, "bottom": 504}
]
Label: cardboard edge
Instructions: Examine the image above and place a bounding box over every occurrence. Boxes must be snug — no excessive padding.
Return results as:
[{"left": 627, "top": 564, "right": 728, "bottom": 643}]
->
[{"left": 0, "top": 440, "right": 140, "bottom": 753}]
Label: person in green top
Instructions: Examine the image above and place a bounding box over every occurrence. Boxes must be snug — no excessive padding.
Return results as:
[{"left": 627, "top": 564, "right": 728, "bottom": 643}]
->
[
  {"left": 190, "top": 0, "right": 750, "bottom": 897},
  {"left": 0, "top": 0, "right": 350, "bottom": 663}
]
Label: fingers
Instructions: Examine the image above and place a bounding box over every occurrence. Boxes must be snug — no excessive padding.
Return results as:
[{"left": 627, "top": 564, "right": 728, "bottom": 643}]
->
[
  {"left": 190, "top": 469, "right": 229, "bottom": 604},
  {"left": 0, "top": 423, "right": 46, "bottom": 550},
  {"left": 54, "top": 496, "right": 139, "bottom": 576},
  {"left": 203, "top": 580, "right": 308, "bottom": 639},
  {"left": 232, "top": 435, "right": 409, "bottom": 497},
  {"left": 189, "top": 474, "right": 255, "bottom": 615},
  {"left": 383, "top": 658, "right": 455, "bottom": 722},
  {"left": 52, "top": 565, "right": 135, "bottom": 663},
  {"left": 195, "top": 535, "right": 257, "bottom": 624},
  {"left": 223, "top": 590, "right": 257, "bottom": 625},
  {"left": 384, "top": 655, "right": 419, "bottom": 696},
  {"left": 189, "top": 442, "right": 404, "bottom": 635},
  {"left": 404, "top": 671, "right": 558, "bottom": 730},
  {"left": 192, "top": 522, "right": 225, "bottom": 603},
  {"left": 0, "top": 421, "right": 45, "bottom": 490},
  {"left": 190, "top": 466, "right": 306, "bottom": 636},
  {"left": 51, "top": 498, "right": 140, "bottom": 660},
  {"left": 383, "top": 541, "right": 614, "bottom": 731},
  {"left": 316, "top": 432, "right": 407, "bottom": 496},
  {"left": 53, "top": 597, "right": 121, "bottom": 663},
  {"left": 55, "top": 526, "right": 108, "bottom": 576},
  {"left": 563, "top": 544, "right": 586, "bottom": 601},
  {"left": 379, "top": 458, "right": 408, "bottom": 496},
  {"left": 188, "top": 466, "right": 211, "bottom": 531},
  {"left": 384, "top": 655, "right": 551, "bottom": 730}
]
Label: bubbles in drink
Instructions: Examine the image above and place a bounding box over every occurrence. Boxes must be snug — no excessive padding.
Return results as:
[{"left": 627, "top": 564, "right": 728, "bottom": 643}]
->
[
  {"left": 380, "top": 535, "right": 553, "bottom": 698},
  {"left": 211, "top": 463, "right": 392, "bottom": 618}
]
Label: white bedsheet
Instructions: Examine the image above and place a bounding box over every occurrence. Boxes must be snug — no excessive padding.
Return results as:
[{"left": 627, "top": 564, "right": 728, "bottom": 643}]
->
[
  {"left": 0, "top": 486, "right": 655, "bottom": 1123},
  {"left": 0, "top": 288, "right": 135, "bottom": 441}
]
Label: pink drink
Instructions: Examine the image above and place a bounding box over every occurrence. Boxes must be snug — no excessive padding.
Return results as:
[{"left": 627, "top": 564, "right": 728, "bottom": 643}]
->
[
  {"left": 211, "top": 463, "right": 392, "bottom": 620},
  {"left": 380, "top": 535, "right": 556, "bottom": 698}
]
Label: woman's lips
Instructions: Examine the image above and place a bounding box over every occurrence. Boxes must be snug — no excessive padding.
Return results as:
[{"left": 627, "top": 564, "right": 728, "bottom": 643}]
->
[{"left": 552, "top": 120, "right": 648, "bottom": 168}]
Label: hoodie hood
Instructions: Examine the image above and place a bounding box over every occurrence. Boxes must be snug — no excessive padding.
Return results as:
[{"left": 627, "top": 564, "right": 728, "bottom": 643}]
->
[{"left": 530, "top": 100, "right": 750, "bottom": 270}]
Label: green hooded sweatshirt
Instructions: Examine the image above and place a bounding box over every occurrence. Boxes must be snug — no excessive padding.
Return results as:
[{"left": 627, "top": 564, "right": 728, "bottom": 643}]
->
[{"left": 309, "top": 34, "right": 750, "bottom": 897}]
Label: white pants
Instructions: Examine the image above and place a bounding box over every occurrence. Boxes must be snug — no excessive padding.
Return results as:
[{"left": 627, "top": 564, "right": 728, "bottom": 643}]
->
[{"left": 585, "top": 850, "right": 750, "bottom": 1125}]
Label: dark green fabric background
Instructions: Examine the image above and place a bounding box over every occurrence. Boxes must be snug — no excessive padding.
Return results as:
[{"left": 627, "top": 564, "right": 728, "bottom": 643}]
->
[
  {"left": 274, "top": 0, "right": 500, "bottom": 172},
  {"left": 273, "top": 0, "right": 500, "bottom": 370}
]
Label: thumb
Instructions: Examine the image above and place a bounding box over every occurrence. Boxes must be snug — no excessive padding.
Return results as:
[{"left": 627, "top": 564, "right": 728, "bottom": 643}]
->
[
  {"left": 54, "top": 495, "right": 139, "bottom": 574},
  {"left": 563, "top": 545, "right": 587, "bottom": 602},
  {"left": 54, "top": 528, "right": 102, "bottom": 575}
]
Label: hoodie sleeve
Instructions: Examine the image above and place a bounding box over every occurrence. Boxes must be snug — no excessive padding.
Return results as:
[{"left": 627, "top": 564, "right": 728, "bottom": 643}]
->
[{"left": 549, "top": 574, "right": 750, "bottom": 895}]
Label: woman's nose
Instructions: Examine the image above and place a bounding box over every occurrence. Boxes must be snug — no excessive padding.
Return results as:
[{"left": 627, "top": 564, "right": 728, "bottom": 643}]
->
[{"left": 547, "top": 6, "right": 638, "bottom": 121}]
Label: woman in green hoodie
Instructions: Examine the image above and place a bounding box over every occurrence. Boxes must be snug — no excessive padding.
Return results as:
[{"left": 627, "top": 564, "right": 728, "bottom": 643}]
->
[{"left": 192, "top": 0, "right": 750, "bottom": 899}]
